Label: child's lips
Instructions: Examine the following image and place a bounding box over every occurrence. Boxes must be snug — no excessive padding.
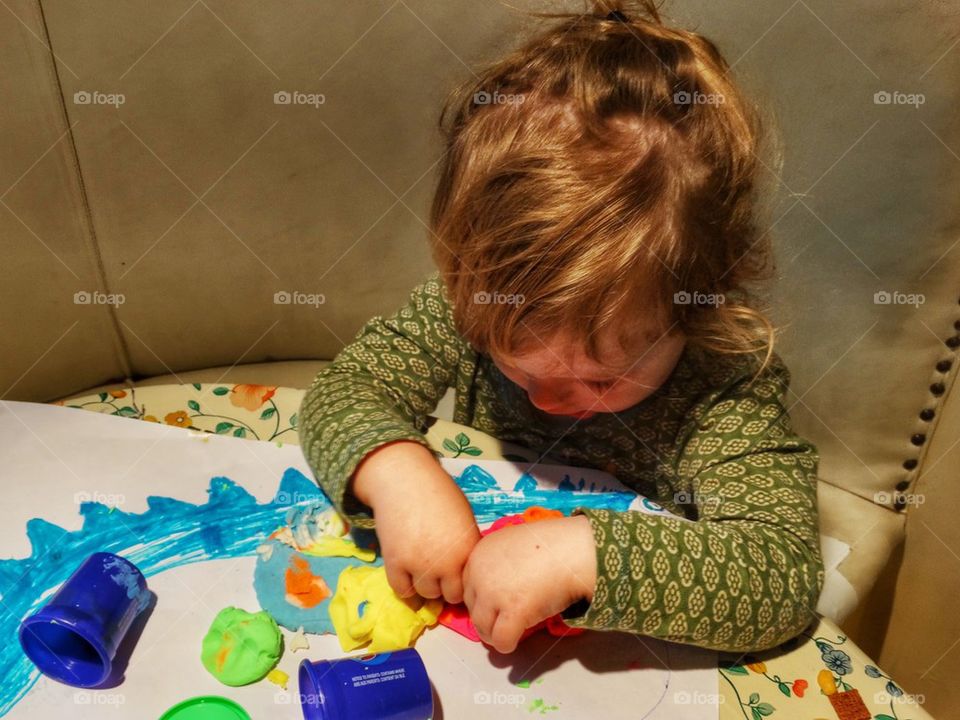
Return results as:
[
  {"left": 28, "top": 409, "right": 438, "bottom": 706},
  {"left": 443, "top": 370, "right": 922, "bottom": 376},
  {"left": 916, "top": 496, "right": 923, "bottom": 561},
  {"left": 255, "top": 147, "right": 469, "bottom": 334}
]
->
[{"left": 530, "top": 397, "right": 599, "bottom": 419}]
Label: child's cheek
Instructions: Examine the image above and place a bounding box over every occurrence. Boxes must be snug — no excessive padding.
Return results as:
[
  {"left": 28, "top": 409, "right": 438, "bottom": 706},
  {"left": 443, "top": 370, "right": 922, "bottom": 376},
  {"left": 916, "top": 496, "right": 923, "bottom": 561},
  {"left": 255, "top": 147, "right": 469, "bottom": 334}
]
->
[{"left": 496, "top": 363, "right": 528, "bottom": 390}]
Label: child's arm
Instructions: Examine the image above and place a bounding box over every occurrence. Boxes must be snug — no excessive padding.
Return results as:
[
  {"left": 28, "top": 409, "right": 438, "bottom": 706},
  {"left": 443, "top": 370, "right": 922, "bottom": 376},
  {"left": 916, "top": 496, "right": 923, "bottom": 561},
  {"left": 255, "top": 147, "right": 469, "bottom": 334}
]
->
[
  {"left": 298, "top": 273, "right": 480, "bottom": 601},
  {"left": 464, "top": 354, "right": 824, "bottom": 654},
  {"left": 562, "top": 355, "right": 824, "bottom": 653}
]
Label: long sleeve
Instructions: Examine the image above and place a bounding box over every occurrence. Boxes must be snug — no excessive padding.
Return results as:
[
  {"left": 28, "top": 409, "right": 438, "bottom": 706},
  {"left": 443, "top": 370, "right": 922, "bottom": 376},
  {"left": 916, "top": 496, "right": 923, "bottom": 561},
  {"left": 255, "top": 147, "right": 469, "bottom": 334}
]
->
[
  {"left": 562, "top": 356, "right": 825, "bottom": 653},
  {"left": 298, "top": 273, "right": 464, "bottom": 529}
]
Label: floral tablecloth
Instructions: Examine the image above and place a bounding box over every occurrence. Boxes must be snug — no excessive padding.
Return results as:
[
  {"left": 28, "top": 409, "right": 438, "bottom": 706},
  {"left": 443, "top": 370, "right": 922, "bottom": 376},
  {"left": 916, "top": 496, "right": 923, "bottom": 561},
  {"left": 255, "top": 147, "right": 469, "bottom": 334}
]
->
[{"left": 55, "top": 383, "right": 934, "bottom": 720}]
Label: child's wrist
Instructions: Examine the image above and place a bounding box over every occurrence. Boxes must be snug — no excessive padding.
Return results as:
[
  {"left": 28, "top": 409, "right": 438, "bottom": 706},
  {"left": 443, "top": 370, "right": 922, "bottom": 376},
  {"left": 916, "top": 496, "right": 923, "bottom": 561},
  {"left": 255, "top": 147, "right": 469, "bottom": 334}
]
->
[
  {"left": 350, "top": 440, "right": 438, "bottom": 506},
  {"left": 565, "top": 515, "right": 597, "bottom": 602}
]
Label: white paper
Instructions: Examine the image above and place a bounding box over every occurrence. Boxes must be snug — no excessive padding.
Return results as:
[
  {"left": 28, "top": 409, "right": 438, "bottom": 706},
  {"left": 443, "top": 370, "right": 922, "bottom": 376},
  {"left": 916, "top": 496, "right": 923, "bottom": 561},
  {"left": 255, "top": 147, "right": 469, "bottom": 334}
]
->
[{"left": 0, "top": 401, "right": 718, "bottom": 719}]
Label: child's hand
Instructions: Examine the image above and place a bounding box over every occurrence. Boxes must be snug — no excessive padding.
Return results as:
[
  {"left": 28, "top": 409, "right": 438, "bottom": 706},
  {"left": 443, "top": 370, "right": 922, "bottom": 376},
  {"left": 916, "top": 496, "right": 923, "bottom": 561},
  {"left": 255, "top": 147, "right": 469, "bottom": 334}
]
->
[
  {"left": 352, "top": 440, "right": 480, "bottom": 604},
  {"left": 372, "top": 476, "right": 479, "bottom": 604},
  {"left": 462, "top": 515, "right": 597, "bottom": 654}
]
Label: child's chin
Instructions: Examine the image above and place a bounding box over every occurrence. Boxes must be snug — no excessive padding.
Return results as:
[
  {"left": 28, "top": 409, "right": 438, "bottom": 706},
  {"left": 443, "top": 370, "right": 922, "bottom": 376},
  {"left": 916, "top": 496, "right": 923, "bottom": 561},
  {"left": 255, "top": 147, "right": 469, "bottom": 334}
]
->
[
  {"left": 555, "top": 409, "right": 598, "bottom": 420},
  {"left": 535, "top": 404, "right": 607, "bottom": 420}
]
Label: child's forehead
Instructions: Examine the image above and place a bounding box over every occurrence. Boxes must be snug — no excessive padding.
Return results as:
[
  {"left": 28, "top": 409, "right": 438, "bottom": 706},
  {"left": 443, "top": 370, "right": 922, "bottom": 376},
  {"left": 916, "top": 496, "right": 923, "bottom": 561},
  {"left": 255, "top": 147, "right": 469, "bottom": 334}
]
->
[
  {"left": 512, "top": 352, "right": 633, "bottom": 379},
  {"left": 502, "top": 326, "right": 667, "bottom": 377}
]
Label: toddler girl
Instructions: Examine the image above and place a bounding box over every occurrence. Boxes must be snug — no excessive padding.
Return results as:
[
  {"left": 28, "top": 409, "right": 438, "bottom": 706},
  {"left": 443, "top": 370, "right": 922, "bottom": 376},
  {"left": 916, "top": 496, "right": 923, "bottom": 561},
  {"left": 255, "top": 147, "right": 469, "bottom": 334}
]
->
[{"left": 300, "top": 0, "right": 823, "bottom": 655}]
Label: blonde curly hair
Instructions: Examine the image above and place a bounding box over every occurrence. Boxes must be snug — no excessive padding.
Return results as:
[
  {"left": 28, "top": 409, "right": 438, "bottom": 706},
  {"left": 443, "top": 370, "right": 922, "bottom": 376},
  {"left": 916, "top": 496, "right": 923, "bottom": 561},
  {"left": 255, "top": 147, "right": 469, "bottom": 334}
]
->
[{"left": 429, "top": 0, "right": 781, "bottom": 377}]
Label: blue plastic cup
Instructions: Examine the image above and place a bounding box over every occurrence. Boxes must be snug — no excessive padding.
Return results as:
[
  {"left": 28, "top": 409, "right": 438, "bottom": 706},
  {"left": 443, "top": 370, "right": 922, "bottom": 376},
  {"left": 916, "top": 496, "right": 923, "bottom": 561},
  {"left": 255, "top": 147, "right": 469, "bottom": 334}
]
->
[
  {"left": 298, "top": 648, "right": 433, "bottom": 720},
  {"left": 18, "top": 552, "right": 149, "bottom": 687}
]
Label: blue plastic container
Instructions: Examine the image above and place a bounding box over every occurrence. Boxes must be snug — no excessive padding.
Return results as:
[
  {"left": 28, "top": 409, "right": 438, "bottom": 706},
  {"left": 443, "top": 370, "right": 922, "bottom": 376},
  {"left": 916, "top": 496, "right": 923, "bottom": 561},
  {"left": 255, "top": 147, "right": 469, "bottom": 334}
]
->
[
  {"left": 298, "top": 648, "right": 433, "bottom": 720},
  {"left": 18, "top": 552, "right": 149, "bottom": 687}
]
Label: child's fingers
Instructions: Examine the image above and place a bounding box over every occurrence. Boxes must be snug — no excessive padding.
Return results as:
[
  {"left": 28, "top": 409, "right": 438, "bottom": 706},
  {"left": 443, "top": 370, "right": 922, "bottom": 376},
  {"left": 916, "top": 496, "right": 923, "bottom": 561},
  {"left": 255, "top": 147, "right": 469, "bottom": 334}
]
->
[
  {"left": 470, "top": 603, "right": 497, "bottom": 645},
  {"left": 385, "top": 564, "right": 416, "bottom": 598},
  {"left": 440, "top": 574, "right": 464, "bottom": 605},
  {"left": 413, "top": 574, "right": 442, "bottom": 599},
  {"left": 462, "top": 581, "right": 476, "bottom": 612},
  {"left": 490, "top": 611, "right": 524, "bottom": 655}
]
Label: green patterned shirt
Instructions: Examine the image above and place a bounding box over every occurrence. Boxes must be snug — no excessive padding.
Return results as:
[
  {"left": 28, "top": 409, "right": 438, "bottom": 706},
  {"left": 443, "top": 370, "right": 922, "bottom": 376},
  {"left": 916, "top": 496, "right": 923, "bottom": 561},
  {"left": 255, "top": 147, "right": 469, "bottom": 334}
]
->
[{"left": 299, "top": 272, "right": 824, "bottom": 653}]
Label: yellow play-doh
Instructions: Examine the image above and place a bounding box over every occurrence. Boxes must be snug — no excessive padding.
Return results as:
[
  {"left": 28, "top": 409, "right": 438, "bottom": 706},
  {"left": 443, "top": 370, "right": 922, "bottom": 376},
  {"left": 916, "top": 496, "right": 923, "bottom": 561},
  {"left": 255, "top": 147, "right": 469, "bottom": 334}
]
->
[{"left": 329, "top": 565, "right": 442, "bottom": 653}]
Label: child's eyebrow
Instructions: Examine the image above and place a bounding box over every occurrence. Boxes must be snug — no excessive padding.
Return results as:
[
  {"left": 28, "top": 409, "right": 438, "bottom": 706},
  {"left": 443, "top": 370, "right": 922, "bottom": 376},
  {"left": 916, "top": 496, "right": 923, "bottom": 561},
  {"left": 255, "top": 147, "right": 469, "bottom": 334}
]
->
[
  {"left": 592, "top": 359, "right": 645, "bottom": 378},
  {"left": 597, "top": 342, "right": 663, "bottom": 376},
  {"left": 574, "top": 353, "right": 653, "bottom": 380},
  {"left": 500, "top": 338, "right": 663, "bottom": 379}
]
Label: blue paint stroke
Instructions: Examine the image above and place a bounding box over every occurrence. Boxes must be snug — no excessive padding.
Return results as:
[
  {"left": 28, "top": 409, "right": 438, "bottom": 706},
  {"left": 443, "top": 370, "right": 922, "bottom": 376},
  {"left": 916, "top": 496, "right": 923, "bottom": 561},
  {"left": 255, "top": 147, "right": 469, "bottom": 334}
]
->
[
  {"left": 453, "top": 464, "right": 638, "bottom": 524},
  {"left": 0, "top": 467, "right": 324, "bottom": 717}
]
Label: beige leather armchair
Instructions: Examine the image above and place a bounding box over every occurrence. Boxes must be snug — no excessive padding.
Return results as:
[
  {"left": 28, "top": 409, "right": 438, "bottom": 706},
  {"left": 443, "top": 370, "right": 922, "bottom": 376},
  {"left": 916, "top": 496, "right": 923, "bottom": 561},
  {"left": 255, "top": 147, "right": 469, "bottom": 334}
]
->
[{"left": 2, "top": 1, "right": 957, "bottom": 715}]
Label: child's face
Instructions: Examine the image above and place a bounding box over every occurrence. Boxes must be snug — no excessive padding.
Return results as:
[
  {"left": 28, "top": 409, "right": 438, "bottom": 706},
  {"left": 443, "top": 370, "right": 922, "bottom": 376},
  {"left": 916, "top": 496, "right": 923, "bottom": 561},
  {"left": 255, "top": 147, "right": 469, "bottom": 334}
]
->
[{"left": 490, "top": 324, "right": 686, "bottom": 420}]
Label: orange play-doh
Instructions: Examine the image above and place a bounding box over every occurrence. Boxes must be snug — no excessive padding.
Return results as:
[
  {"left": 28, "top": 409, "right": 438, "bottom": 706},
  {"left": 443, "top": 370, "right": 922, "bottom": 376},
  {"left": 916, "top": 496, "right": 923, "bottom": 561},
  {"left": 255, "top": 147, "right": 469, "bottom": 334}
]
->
[
  {"left": 522, "top": 506, "right": 564, "bottom": 523},
  {"left": 285, "top": 555, "right": 331, "bottom": 608}
]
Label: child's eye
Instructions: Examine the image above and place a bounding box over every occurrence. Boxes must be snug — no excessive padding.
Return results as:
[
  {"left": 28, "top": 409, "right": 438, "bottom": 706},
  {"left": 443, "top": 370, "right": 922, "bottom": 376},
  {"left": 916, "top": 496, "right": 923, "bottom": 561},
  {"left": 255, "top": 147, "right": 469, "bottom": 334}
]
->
[{"left": 588, "top": 379, "right": 616, "bottom": 391}]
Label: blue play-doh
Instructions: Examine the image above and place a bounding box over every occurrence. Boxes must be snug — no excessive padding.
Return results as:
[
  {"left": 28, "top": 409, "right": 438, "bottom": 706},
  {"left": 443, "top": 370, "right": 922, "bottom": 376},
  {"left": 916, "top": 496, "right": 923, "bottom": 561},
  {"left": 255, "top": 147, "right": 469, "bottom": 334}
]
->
[
  {"left": 253, "top": 540, "right": 381, "bottom": 634},
  {"left": 18, "top": 552, "right": 148, "bottom": 687},
  {"left": 298, "top": 649, "right": 432, "bottom": 720}
]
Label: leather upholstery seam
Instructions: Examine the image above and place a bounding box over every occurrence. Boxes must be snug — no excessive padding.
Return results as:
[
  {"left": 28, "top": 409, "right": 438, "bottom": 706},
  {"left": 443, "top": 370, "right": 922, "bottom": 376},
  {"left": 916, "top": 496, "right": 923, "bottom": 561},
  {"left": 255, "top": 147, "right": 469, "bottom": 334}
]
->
[
  {"left": 896, "top": 304, "right": 960, "bottom": 509},
  {"left": 33, "top": 0, "right": 134, "bottom": 382}
]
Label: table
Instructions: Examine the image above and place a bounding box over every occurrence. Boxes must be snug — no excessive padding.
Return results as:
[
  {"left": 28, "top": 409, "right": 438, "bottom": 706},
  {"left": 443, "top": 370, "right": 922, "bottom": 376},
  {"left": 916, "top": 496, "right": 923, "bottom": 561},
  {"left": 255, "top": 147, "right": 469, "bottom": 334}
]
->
[{"left": 39, "top": 382, "right": 934, "bottom": 720}]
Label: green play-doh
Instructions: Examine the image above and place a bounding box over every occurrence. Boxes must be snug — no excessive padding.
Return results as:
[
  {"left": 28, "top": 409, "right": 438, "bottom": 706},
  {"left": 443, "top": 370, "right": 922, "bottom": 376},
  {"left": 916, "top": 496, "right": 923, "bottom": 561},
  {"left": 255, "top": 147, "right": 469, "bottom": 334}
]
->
[{"left": 200, "top": 607, "right": 282, "bottom": 686}]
